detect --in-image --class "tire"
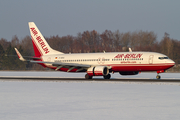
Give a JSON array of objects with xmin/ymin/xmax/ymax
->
[
  {"xmin": 103, "ymin": 74, "xmax": 111, "ymax": 79},
  {"xmin": 156, "ymin": 75, "xmax": 161, "ymax": 79},
  {"xmin": 85, "ymin": 74, "xmax": 92, "ymax": 79}
]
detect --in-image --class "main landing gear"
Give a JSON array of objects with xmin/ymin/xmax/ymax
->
[
  {"xmin": 85, "ymin": 74, "xmax": 111, "ymax": 79},
  {"xmin": 103, "ymin": 74, "xmax": 111, "ymax": 79},
  {"xmin": 85, "ymin": 74, "xmax": 92, "ymax": 79}
]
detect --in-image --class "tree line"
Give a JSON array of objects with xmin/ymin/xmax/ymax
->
[{"xmin": 0, "ymin": 30, "xmax": 179, "ymax": 71}]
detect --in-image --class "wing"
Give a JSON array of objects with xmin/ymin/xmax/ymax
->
[
  {"xmin": 15, "ymin": 48, "xmax": 91, "ymax": 72},
  {"xmin": 31, "ymin": 60, "xmax": 90, "ymax": 72}
]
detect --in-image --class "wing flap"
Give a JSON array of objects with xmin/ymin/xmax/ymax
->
[{"xmin": 30, "ymin": 60, "xmax": 91, "ymax": 71}]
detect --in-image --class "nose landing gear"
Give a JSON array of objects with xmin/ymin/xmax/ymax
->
[
  {"xmin": 156, "ymin": 74, "xmax": 161, "ymax": 79},
  {"xmin": 156, "ymin": 70, "xmax": 164, "ymax": 79}
]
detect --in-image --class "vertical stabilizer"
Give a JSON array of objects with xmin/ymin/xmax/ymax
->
[{"xmin": 28, "ymin": 22, "xmax": 63, "ymax": 57}]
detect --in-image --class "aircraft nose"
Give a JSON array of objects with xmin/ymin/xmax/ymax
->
[{"xmin": 168, "ymin": 59, "xmax": 175, "ymax": 66}]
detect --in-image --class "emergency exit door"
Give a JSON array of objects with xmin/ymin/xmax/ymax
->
[{"xmin": 149, "ymin": 55, "xmax": 154, "ymax": 64}]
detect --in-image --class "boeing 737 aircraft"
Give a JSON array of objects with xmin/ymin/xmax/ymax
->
[{"xmin": 15, "ymin": 22, "xmax": 175, "ymax": 79}]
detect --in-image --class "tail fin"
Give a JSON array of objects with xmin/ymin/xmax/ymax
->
[{"xmin": 28, "ymin": 22, "xmax": 63, "ymax": 57}]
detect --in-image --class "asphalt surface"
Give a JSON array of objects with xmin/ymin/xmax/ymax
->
[{"xmin": 0, "ymin": 76, "xmax": 180, "ymax": 82}]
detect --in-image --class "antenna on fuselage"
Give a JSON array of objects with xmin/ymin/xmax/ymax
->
[{"xmin": 129, "ymin": 48, "xmax": 132, "ymax": 52}]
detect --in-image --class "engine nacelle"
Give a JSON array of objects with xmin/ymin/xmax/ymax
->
[
  {"xmin": 119, "ymin": 71, "xmax": 139, "ymax": 75},
  {"xmin": 87, "ymin": 66, "xmax": 109, "ymax": 76}
]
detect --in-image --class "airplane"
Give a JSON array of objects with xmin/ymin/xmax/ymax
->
[{"xmin": 15, "ymin": 22, "xmax": 175, "ymax": 79}]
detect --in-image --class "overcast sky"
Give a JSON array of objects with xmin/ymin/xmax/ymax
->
[{"xmin": 0, "ymin": 0, "xmax": 180, "ymax": 41}]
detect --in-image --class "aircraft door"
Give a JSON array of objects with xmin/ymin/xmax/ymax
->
[{"xmin": 149, "ymin": 55, "xmax": 154, "ymax": 64}]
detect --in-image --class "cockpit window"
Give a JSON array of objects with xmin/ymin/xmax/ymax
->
[{"xmin": 158, "ymin": 57, "xmax": 169, "ymax": 60}]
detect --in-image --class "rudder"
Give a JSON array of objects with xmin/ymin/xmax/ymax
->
[{"xmin": 28, "ymin": 22, "xmax": 63, "ymax": 57}]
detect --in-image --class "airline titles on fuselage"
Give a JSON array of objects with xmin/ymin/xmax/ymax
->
[{"xmin": 114, "ymin": 53, "xmax": 143, "ymax": 59}]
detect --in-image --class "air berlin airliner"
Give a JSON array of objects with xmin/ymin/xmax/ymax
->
[{"xmin": 15, "ymin": 22, "xmax": 175, "ymax": 79}]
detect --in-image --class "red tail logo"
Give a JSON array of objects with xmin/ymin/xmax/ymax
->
[
  {"xmin": 30, "ymin": 28, "xmax": 49, "ymax": 54},
  {"xmin": 30, "ymin": 28, "xmax": 38, "ymax": 36}
]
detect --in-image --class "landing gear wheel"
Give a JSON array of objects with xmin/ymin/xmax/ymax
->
[
  {"xmin": 156, "ymin": 75, "xmax": 161, "ymax": 79},
  {"xmin": 85, "ymin": 74, "xmax": 92, "ymax": 79},
  {"xmin": 103, "ymin": 74, "xmax": 111, "ymax": 79}
]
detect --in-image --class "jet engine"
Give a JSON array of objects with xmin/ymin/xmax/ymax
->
[
  {"xmin": 87, "ymin": 66, "xmax": 109, "ymax": 76},
  {"xmin": 119, "ymin": 71, "xmax": 139, "ymax": 75}
]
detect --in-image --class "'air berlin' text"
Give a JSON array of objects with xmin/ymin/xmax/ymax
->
[
  {"xmin": 114, "ymin": 54, "xmax": 143, "ymax": 59},
  {"xmin": 30, "ymin": 28, "xmax": 49, "ymax": 54}
]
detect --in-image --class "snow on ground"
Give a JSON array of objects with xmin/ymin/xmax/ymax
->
[{"xmin": 0, "ymin": 71, "xmax": 180, "ymax": 120}]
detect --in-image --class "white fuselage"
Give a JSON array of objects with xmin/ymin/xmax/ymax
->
[{"xmin": 41, "ymin": 52, "xmax": 175, "ymax": 72}]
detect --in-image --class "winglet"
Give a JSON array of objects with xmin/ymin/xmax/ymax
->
[{"xmin": 14, "ymin": 48, "xmax": 26, "ymax": 61}]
